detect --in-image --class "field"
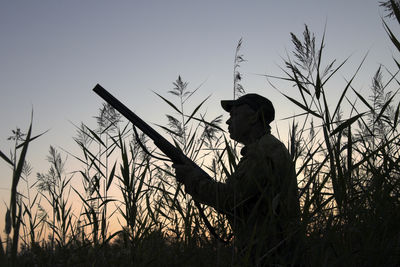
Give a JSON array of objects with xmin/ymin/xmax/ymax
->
[{"xmin": 1, "ymin": 1, "xmax": 400, "ymax": 266}]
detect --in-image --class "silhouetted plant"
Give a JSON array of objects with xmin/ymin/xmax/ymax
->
[
  {"xmin": 36, "ymin": 146, "xmax": 73, "ymax": 248},
  {"xmin": 0, "ymin": 114, "xmax": 45, "ymax": 266},
  {"xmin": 380, "ymin": 0, "xmax": 400, "ymax": 18},
  {"xmin": 233, "ymin": 38, "xmax": 246, "ymax": 99},
  {"xmin": 267, "ymin": 22, "xmax": 400, "ymax": 266},
  {"xmin": 153, "ymin": 75, "xmax": 227, "ymax": 247}
]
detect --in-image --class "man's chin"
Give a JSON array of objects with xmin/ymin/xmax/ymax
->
[
  {"xmin": 229, "ymin": 133, "xmax": 239, "ymax": 142},
  {"xmin": 228, "ymin": 131, "xmax": 241, "ymax": 141}
]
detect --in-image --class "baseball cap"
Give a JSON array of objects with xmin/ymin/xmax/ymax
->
[{"xmin": 221, "ymin": 93, "xmax": 275, "ymax": 124}]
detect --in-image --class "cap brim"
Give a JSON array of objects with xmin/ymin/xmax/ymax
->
[{"xmin": 221, "ymin": 100, "xmax": 235, "ymax": 112}]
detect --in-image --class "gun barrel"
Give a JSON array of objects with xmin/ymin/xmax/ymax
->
[{"xmin": 92, "ymin": 84, "xmax": 183, "ymax": 163}]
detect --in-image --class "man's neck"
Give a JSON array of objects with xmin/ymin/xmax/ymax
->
[{"xmin": 241, "ymin": 125, "xmax": 270, "ymax": 146}]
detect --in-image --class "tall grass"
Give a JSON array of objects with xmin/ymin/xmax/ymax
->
[
  {"xmin": 266, "ymin": 18, "xmax": 400, "ymax": 265},
  {"xmin": 1, "ymin": 2, "xmax": 400, "ymax": 266},
  {"xmin": 0, "ymin": 113, "xmax": 47, "ymax": 266}
]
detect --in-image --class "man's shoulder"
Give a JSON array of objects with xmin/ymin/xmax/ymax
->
[
  {"xmin": 258, "ymin": 133, "xmax": 286, "ymax": 151},
  {"xmin": 248, "ymin": 133, "xmax": 290, "ymax": 161}
]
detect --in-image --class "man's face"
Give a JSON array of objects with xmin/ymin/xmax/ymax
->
[{"xmin": 226, "ymin": 104, "xmax": 257, "ymax": 143}]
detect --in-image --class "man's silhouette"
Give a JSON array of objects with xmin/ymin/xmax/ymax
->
[{"xmin": 173, "ymin": 93, "xmax": 302, "ymax": 266}]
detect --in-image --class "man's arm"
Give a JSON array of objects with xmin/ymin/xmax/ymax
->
[
  {"xmin": 173, "ymin": 148, "xmax": 275, "ymax": 214},
  {"xmin": 173, "ymin": 159, "xmax": 234, "ymax": 213}
]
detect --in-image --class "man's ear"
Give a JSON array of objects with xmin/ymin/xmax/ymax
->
[
  {"xmin": 256, "ymin": 109, "xmax": 270, "ymax": 131},
  {"xmin": 249, "ymin": 111, "xmax": 259, "ymax": 124}
]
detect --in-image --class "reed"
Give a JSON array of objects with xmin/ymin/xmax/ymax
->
[{"xmin": 265, "ymin": 16, "xmax": 400, "ymax": 265}]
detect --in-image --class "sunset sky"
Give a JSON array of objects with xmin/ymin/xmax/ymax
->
[{"xmin": 0, "ymin": 0, "xmax": 397, "ymax": 233}]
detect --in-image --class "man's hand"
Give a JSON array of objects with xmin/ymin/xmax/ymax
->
[
  {"xmin": 172, "ymin": 162, "xmax": 191, "ymax": 184},
  {"xmin": 172, "ymin": 157, "xmax": 207, "ymax": 184}
]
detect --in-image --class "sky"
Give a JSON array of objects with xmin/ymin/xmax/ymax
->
[{"xmin": 0, "ymin": 0, "xmax": 398, "ymax": 234}]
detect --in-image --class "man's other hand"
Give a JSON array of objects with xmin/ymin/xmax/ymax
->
[
  {"xmin": 172, "ymin": 159, "xmax": 193, "ymax": 184},
  {"xmin": 172, "ymin": 157, "xmax": 206, "ymax": 184}
]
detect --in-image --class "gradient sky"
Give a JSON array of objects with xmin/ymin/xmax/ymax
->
[{"xmin": 0, "ymin": 0, "xmax": 397, "ymax": 233}]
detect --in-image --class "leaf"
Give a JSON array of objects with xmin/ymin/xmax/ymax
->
[
  {"xmin": 98, "ymin": 199, "xmax": 116, "ymax": 209},
  {"xmin": 390, "ymin": 0, "xmax": 400, "ymax": 25},
  {"xmin": 106, "ymin": 162, "xmax": 117, "ymax": 191},
  {"xmin": 134, "ymin": 163, "xmax": 148, "ymax": 203},
  {"xmin": 393, "ymin": 100, "xmax": 400, "ymax": 129},
  {"xmin": 0, "ymin": 150, "xmax": 14, "ymax": 166},
  {"xmin": 315, "ymin": 72, "xmax": 321, "ymax": 100},
  {"xmin": 298, "ymin": 144, "xmax": 327, "ymax": 198},
  {"xmin": 393, "ymin": 57, "xmax": 400, "ymax": 70},
  {"xmin": 183, "ymin": 79, "xmax": 207, "ymax": 104},
  {"xmin": 5, "ymin": 209, "xmax": 11, "ymax": 235},
  {"xmin": 332, "ymin": 54, "xmax": 367, "ymax": 120},
  {"xmin": 282, "ymin": 93, "xmax": 322, "ymax": 118},
  {"xmin": 186, "ymin": 115, "xmax": 225, "ymax": 132},
  {"xmin": 84, "ymin": 125, "xmax": 106, "ymax": 147},
  {"xmin": 120, "ymin": 141, "xmax": 130, "ymax": 186},
  {"xmin": 321, "ymin": 56, "xmax": 350, "ymax": 87},
  {"xmin": 330, "ymin": 113, "xmax": 365, "ymax": 136},
  {"xmin": 375, "ymin": 88, "xmax": 399, "ymax": 123},
  {"xmin": 16, "ymin": 130, "xmax": 48, "ymax": 149},
  {"xmin": 352, "ymin": 133, "xmax": 400, "ymax": 170},
  {"xmin": 322, "ymin": 90, "xmax": 331, "ymax": 130},
  {"xmin": 224, "ymin": 135, "xmax": 237, "ymax": 172},
  {"xmin": 346, "ymin": 124, "xmax": 353, "ymax": 180},
  {"xmin": 280, "ymin": 112, "xmax": 312, "ymax": 121},
  {"xmin": 185, "ymin": 95, "xmax": 211, "ymax": 126},
  {"xmin": 102, "ymin": 230, "xmax": 123, "ymax": 246},
  {"xmin": 383, "ymin": 19, "xmax": 400, "ymax": 53},
  {"xmin": 72, "ymin": 187, "xmax": 91, "ymax": 208},
  {"xmin": 80, "ymin": 143, "xmax": 106, "ymax": 175},
  {"xmin": 290, "ymin": 65, "xmax": 312, "ymax": 98},
  {"xmin": 155, "ymin": 124, "xmax": 181, "ymax": 137},
  {"xmin": 315, "ymin": 27, "xmax": 325, "ymax": 99},
  {"xmin": 153, "ymin": 91, "xmax": 182, "ymax": 114},
  {"xmin": 11, "ymin": 114, "xmax": 33, "ymax": 227},
  {"xmin": 352, "ymin": 88, "xmax": 374, "ymax": 111}
]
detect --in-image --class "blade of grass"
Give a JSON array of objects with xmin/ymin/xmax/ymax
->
[
  {"xmin": 0, "ymin": 150, "xmax": 14, "ymax": 166},
  {"xmin": 84, "ymin": 124, "xmax": 106, "ymax": 147},
  {"xmin": 15, "ymin": 130, "xmax": 48, "ymax": 149},
  {"xmin": 332, "ymin": 53, "xmax": 368, "ymax": 120},
  {"xmin": 352, "ymin": 88, "xmax": 374, "ymax": 112},
  {"xmin": 106, "ymin": 161, "xmax": 116, "ymax": 191},
  {"xmin": 185, "ymin": 95, "xmax": 211, "ymax": 126},
  {"xmin": 383, "ymin": 19, "xmax": 400, "ymax": 52},
  {"xmin": 390, "ymin": 0, "xmax": 400, "ymax": 24},
  {"xmin": 10, "ymin": 115, "xmax": 33, "ymax": 227},
  {"xmin": 155, "ymin": 124, "xmax": 181, "ymax": 137},
  {"xmin": 330, "ymin": 113, "xmax": 365, "ymax": 136},
  {"xmin": 314, "ymin": 26, "xmax": 325, "ymax": 100},
  {"xmin": 153, "ymin": 91, "xmax": 182, "ymax": 114},
  {"xmin": 393, "ymin": 100, "xmax": 400, "ymax": 129},
  {"xmin": 282, "ymin": 93, "xmax": 322, "ymax": 118},
  {"xmin": 375, "ymin": 88, "xmax": 399, "ymax": 123}
]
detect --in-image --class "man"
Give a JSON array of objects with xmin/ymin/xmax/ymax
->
[{"xmin": 173, "ymin": 93, "xmax": 302, "ymax": 266}]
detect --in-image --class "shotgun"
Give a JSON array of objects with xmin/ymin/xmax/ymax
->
[
  {"xmin": 93, "ymin": 83, "xmax": 189, "ymax": 164},
  {"xmin": 92, "ymin": 83, "xmax": 229, "ymax": 244}
]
